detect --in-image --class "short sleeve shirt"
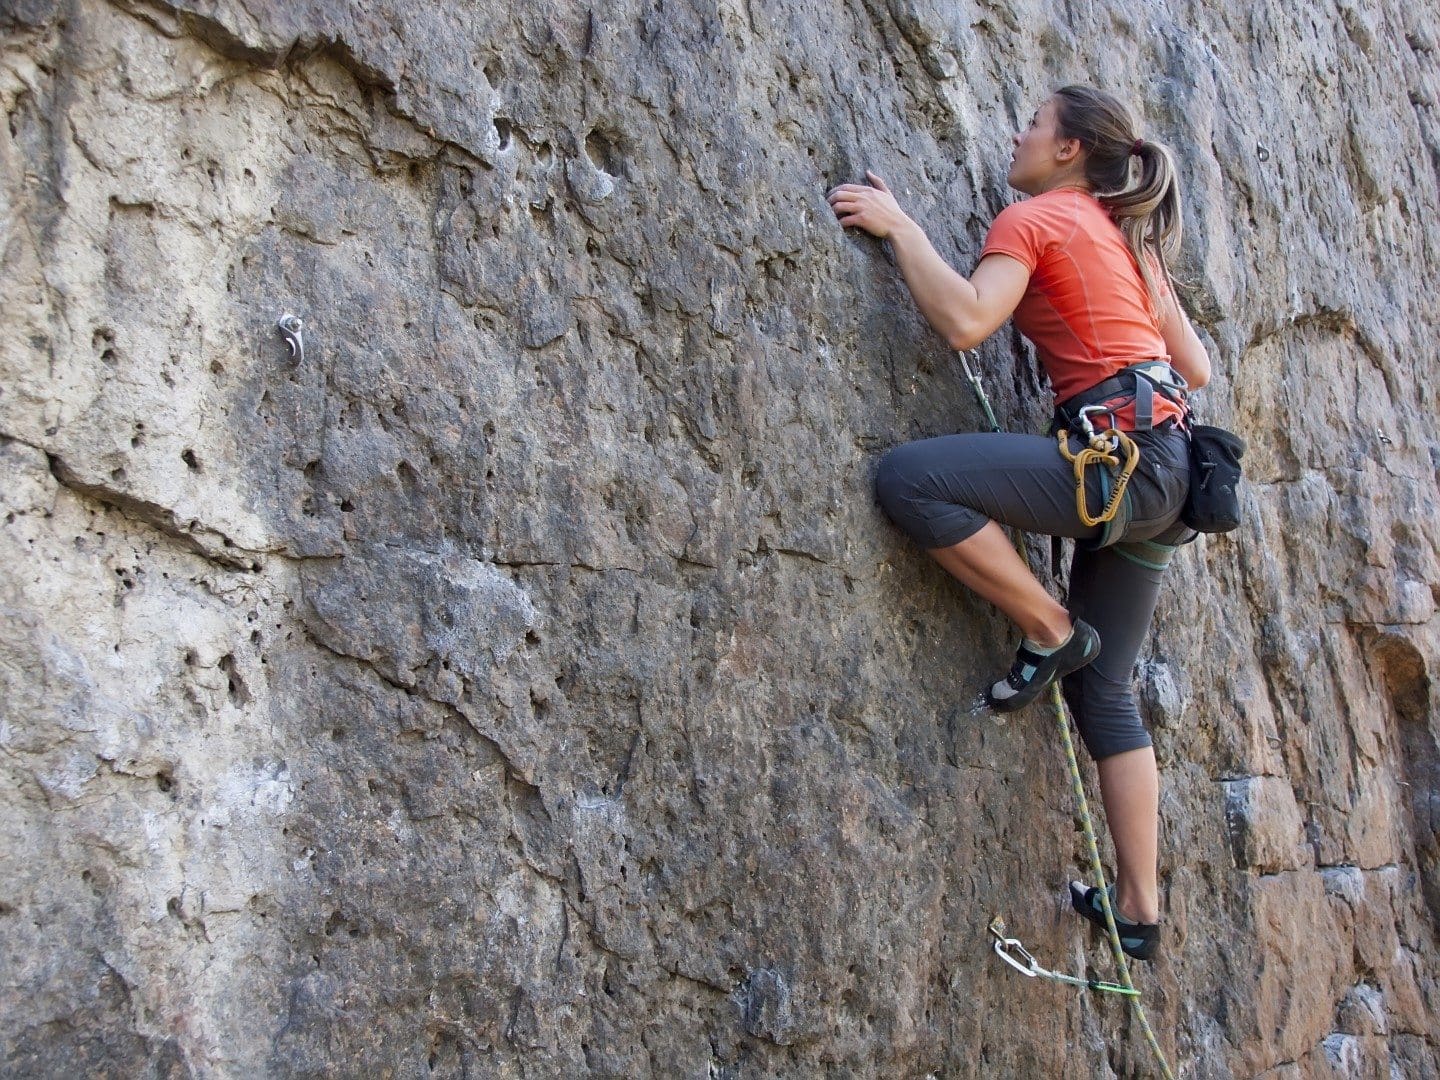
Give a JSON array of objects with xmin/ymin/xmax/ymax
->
[{"xmin": 980, "ymin": 188, "xmax": 1182, "ymax": 427}]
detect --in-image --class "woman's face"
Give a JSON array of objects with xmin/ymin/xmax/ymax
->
[{"xmin": 1007, "ymin": 98, "xmax": 1079, "ymax": 195}]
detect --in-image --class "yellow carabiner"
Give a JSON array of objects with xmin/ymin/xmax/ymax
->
[{"xmin": 1056, "ymin": 426, "xmax": 1140, "ymax": 528}]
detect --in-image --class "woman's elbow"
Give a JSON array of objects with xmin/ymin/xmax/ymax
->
[
  {"xmin": 1184, "ymin": 351, "xmax": 1212, "ymax": 390},
  {"xmin": 1172, "ymin": 338, "xmax": 1211, "ymax": 389},
  {"xmin": 945, "ymin": 322, "xmax": 986, "ymax": 352}
]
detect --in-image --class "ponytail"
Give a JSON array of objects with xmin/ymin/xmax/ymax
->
[{"xmin": 1051, "ymin": 86, "xmax": 1183, "ymax": 316}]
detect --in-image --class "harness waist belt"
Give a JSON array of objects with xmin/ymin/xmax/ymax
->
[{"xmin": 1055, "ymin": 361, "xmax": 1190, "ymax": 433}]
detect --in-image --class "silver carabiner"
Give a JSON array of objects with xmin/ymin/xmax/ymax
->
[
  {"xmin": 992, "ymin": 935, "xmax": 1040, "ymax": 978},
  {"xmin": 1077, "ymin": 404, "xmax": 1114, "ymax": 442},
  {"xmin": 987, "ymin": 916, "xmax": 1039, "ymax": 978}
]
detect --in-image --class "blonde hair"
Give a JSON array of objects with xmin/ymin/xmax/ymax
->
[{"xmin": 1052, "ymin": 85, "xmax": 1182, "ymax": 315}]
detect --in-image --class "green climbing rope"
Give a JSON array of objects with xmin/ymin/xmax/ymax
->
[{"xmin": 1050, "ymin": 680, "xmax": 1175, "ymax": 1080}]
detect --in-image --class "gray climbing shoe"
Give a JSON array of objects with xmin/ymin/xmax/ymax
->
[
  {"xmin": 1069, "ymin": 882, "xmax": 1161, "ymax": 962},
  {"xmin": 986, "ymin": 620, "xmax": 1101, "ymax": 713}
]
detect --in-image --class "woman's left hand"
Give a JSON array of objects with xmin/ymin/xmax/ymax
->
[{"xmin": 826, "ymin": 171, "xmax": 911, "ymax": 239}]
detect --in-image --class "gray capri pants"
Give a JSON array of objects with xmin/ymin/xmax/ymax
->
[{"xmin": 874, "ymin": 424, "xmax": 1192, "ymax": 760}]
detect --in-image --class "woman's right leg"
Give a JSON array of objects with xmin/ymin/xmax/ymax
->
[{"xmin": 1063, "ymin": 542, "xmax": 1172, "ymax": 925}]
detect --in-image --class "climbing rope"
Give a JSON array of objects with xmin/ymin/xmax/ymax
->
[
  {"xmin": 1050, "ymin": 679, "xmax": 1175, "ymax": 1079},
  {"xmin": 959, "ymin": 351, "xmax": 1176, "ymax": 1080}
]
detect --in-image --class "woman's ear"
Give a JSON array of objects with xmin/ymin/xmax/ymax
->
[{"xmin": 1055, "ymin": 137, "xmax": 1083, "ymax": 164}]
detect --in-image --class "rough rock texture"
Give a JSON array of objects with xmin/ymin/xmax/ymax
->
[{"xmin": 2, "ymin": 0, "xmax": 1439, "ymax": 1076}]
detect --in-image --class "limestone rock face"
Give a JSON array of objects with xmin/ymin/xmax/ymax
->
[{"xmin": 3, "ymin": 0, "xmax": 1439, "ymax": 1075}]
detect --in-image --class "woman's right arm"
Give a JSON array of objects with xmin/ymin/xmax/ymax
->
[
  {"xmin": 885, "ymin": 223, "xmax": 1030, "ymax": 351},
  {"xmin": 828, "ymin": 172, "xmax": 1029, "ymax": 351},
  {"xmin": 1160, "ymin": 291, "xmax": 1211, "ymax": 389}
]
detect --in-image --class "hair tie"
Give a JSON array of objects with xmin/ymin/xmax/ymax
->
[{"xmin": 1131, "ymin": 139, "xmax": 1144, "ymax": 156}]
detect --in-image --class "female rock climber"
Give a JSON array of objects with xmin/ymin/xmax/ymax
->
[{"xmin": 826, "ymin": 86, "xmax": 1212, "ymax": 961}]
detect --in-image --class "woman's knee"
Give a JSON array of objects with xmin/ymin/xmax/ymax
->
[
  {"xmin": 1062, "ymin": 667, "xmax": 1152, "ymax": 760},
  {"xmin": 874, "ymin": 444, "xmax": 923, "ymax": 520}
]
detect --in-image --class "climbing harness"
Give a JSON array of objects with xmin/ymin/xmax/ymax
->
[
  {"xmin": 1056, "ymin": 407, "xmax": 1141, "ymax": 528},
  {"xmin": 1052, "ymin": 358, "xmax": 1190, "ymax": 436},
  {"xmin": 1049, "ymin": 359, "xmax": 1188, "ymax": 551},
  {"xmin": 960, "ymin": 350, "xmax": 1177, "ymax": 1080}
]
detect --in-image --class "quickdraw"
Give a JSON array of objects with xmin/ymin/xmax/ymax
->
[
  {"xmin": 987, "ymin": 916, "xmax": 1140, "ymax": 996},
  {"xmin": 1057, "ymin": 405, "xmax": 1140, "ymax": 528}
]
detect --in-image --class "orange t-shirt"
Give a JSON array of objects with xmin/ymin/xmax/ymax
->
[{"xmin": 979, "ymin": 188, "xmax": 1183, "ymax": 429}]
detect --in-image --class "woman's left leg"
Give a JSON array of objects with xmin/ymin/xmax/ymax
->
[
  {"xmin": 1096, "ymin": 747, "xmax": 1160, "ymax": 924},
  {"xmin": 875, "ymin": 431, "xmax": 1103, "ymax": 646},
  {"xmin": 926, "ymin": 521, "xmax": 1071, "ymax": 646}
]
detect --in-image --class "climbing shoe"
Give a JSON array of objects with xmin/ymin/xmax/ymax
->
[
  {"xmin": 986, "ymin": 620, "xmax": 1101, "ymax": 713},
  {"xmin": 1069, "ymin": 881, "xmax": 1161, "ymax": 962}
]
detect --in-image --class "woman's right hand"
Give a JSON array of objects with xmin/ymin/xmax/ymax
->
[{"xmin": 826, "ymin": 171, "xmax": 913, "ymax": 240}]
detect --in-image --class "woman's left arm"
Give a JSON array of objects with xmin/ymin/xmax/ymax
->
[
  {"xmin": 1159, "ymin": 290, "xmax": 1211, "ymax": 389},
  {"xmin": 828, "ymin": 171, "xmax": 1029, "ymax": 351}
]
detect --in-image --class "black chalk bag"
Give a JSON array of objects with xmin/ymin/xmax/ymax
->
[{"xmin": 1181, "ymin": 424, "xmax": 1246, "ymax": 533}]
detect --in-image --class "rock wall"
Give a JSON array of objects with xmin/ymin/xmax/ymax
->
[{"xmin": 2, "ymin": 0, "xmax": 1438, "ymax": 1075}]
